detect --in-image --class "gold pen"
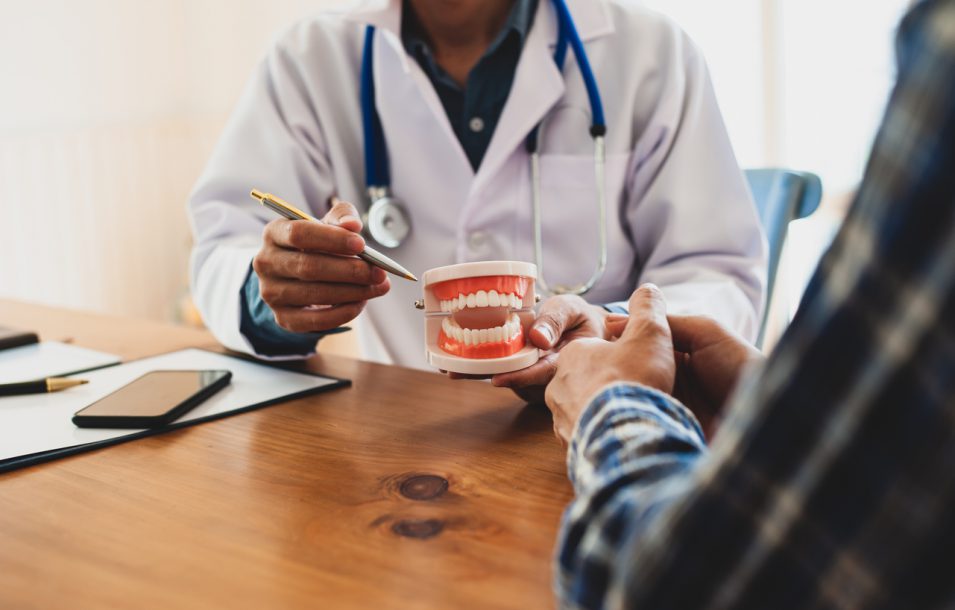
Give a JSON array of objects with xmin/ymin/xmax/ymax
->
[
  {"xmin": 0, "ymin": 378, "xmax": 88, "ymax": 397},
  {"xmin": 250, "ymin": 189, "xmax": 417, "ymax": 282}
]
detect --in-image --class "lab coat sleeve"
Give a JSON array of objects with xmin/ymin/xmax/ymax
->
[
  {"xmin": 607, "ymin": 29, "xmax": 767, "ymax": 342},
  {"xmin": 187, "ymin": 35, "xmax": 339, "ymax": 360}
]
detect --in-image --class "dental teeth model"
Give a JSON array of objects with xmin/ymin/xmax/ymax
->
[{"xmin": 419, "ymin": 261, "xmax": 540, "ymax": 375}]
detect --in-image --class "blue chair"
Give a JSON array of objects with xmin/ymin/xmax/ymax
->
[{"xmin": 745, "ymin": 168, "xmax": 823, "ymax": 347}]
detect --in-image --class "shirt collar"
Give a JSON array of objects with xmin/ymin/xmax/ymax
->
[{"xmin": 400, "ymin": 0, "xmax": 538, "ymax": 64}]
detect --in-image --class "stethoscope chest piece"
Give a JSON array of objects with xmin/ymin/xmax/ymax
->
[{"xmin": 366, "ymin": 190, "xmax": 411, "ymax": 249}]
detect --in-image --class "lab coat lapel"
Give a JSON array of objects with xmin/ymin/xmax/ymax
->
[
  {"xmin": 345, "ymin": 0, "xmax": 473, "ymax": 177},
  {"xmin": 469, "ymin": 0, "xmax": 564, "ymax": 199}
]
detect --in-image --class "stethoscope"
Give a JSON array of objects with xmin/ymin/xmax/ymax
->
[{"xmin": 361, "ymin": 0, "xmax": 608, "ymax": 296}]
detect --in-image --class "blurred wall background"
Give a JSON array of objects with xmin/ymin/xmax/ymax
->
[{"xmin": 0, "ymin": 0, "xmax": 910, "ymax": 348}]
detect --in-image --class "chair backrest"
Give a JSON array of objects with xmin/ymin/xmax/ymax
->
[{"xmin": 745, "ymin": 168, "xmax": 823, "ymax": 346}]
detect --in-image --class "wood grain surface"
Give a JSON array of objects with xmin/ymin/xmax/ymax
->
[{"xmin": 0, "ymin": 300, "xmax": 573, "ymax": 610}]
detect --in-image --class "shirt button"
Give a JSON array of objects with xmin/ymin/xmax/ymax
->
[
  {"xmin": 468, "ymin": 117, "xmax": 485, "ymax": 133},
  {"xmin": 468, "ymin": 231, "xmax": 488, "ymax": 250}
]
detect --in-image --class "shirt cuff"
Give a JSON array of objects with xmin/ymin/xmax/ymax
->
[
  {"xmin": 601, "ymin": 302, "xmax": 629, "ymax": 315},
  {"xmin": 239, "ymin": 265, "xmax": 347, "ymax": 357},
  {"xmin": 567, "ymin": 382, "xmax": 707, "ymax": 491}
]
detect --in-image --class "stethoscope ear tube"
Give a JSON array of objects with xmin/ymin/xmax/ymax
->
[
  {"xmin": 530, "ymin": 0, "xmax": 609, "ymax": 296},
  {"xmin": 361, "ymin": 25, "xmax": 390, "ymax": 189},
  {"xmin": 362, "ymin": 26, "xmax": 412, "ymax": 250}
]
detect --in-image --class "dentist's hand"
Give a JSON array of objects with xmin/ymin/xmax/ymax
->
[
  {"xmin": 487, "ymin": 294, "xmax": 629, "ymax": 404},
  {"xmin": 252, "ymin": 199, "xmax": 391, "ymax": 332}
]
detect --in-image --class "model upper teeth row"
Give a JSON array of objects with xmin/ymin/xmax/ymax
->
[
  {"xmin": 439, "ymin": 291, "xmax": 523, "ymax": 313},
  {"xmin": 442, "ymin": 314, "xmax": 522, "ymax": 345}
]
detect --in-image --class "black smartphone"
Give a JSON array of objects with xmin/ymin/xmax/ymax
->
[{"xmin": 72, "ymin": 370, "xmax": 232, "ymax": 429}]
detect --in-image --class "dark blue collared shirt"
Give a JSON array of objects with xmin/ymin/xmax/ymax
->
[{"xmin": 401, "ymin": 0, "xmax": 538, "ymax": 170}]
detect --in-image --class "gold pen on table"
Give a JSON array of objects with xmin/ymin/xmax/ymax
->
[
  {"xmin": 0, "ymin": 378, "xmax": 88, "ymax": 397},
  {"xmin": 250, "ymin": 189, "xmax": 418, "ymax": 282}
]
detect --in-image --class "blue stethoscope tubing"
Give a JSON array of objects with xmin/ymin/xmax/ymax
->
[{"xmin": 361, "ymin": 0, "xmax": 609, "ymax": 295}]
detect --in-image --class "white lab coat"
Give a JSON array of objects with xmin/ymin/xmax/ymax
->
[{"xmin": 188, "ymin": 0, "xmax": 767, "ymax": 368}]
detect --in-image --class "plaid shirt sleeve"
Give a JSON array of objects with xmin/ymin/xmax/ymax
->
[{"xmin": 556, "ymin": 1, "xmax": 955, "ymax": 608}]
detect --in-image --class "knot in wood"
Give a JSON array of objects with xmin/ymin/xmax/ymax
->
[
  {"xmin": 391, "ymin": 519, "xmax": 445, "ymax": 539},
  {"xmin": 398, "ymin": 474, "xmax": 449, "ymax": 501}
]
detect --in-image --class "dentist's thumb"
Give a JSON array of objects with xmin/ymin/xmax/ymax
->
[
  {"xmin": 529, "ymin": 297, "xmax": 576, "ymax": 350},
  {"xmin": 323, "ymin": 197, "xmax": 364, "ymax": 233}
]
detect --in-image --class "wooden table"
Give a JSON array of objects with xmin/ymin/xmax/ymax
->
[{"xmin": 0, "ymin": 300, "xmax": 572, "ymax": 609}]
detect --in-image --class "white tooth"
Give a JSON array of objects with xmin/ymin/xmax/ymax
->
[
  {"xmin": 494, "ymin": 326, "xmax": 503, "ymax": 343},
  {"xmin": 466, "ymin": 293, "xmax": 477, "ymax": 308},
  {"xmin": 488, "ymin": 290, "xmax": 500, "ymax": 307},
  {"xmin": 463, "ymin": 328, "xmax": 472, "ymax": 345},
  {"xmin": 454, "ymin": 326, "xmax": 463, "ymax": 342},
  {"xmin": 479, "ymin": 328, "xmax": 489, "ymax": 344},
  {"xmin": 511, "ymin": 313, "xmax": 521, "ymax": 326},
  {"xmin": 476, "ymin": 290, "xmax": 488, "ymax": 307},
  {"xmin": 458, "ymin": 294, "xmax": 466, "ymax": 311},
  {"xmin": 514, "ymin": 294, "xmax": 522, "ymax": 308},
  {"xmin": 508, "ymin": 321, "xmax": 517, "ymax": 338},
  {"xmin": 444, "ymin": 300, "xmax": 451, "ymax": 313},
  {"xmin": 442, "ymin": 318, "xmax": 450, "ymax": 334}
]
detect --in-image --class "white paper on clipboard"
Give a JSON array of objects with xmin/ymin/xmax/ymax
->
[{"xmin": 0, "ymin": 342, "xmax": 121, "ymax": 384}]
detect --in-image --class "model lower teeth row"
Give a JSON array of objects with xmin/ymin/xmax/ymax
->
[
  {"xmin": 440, "ymin": 291, "xmax": 522, "ymax": 313},
  {"xmin": 442, "ymin": 314, "xmax": 522, "ymax": 345}
]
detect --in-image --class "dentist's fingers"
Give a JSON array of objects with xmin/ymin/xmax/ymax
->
[
  {"xmin": 323, "ymin": 197, "xmax": 364, "ymax": 234},
  {"xmin": 258, "ymin": 276, "xmax": 390, "ymax": 307},
  {"xmin": 491, "ymin": 353, "xmax": 559, "ymax": 389},
  {"xmin": 529, "ymin": 295, "xmax": 590, "ymax": 350},
  {"xmin": 271, "ymin": 301, "xmax": 368, "ymax": 333},
  {"xmin": 605, "ymin": 313, "xmax": 629, "ymax": 339},
  {"xmin": 254, "ymin": 250, "xmax": 387, "ymax": 285},
  {"xmin": 265, "ymin": 218, "xmax": 365, "ymax": 255}
]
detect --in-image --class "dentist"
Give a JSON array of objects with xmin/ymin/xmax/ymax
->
[{"xmin": 188, "ymin": 0, "xmax": 767, "ymax": 396}]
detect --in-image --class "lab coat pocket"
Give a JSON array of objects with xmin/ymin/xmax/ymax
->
[{"xmin": 536, "ymin": 153, "xmax": 633, "ymax": 299}]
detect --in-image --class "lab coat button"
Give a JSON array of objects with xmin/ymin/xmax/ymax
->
[
  {"xmin": 468, "ymin": 231, "xmax": 488, "ymax": 250},
  {"xmin": 468, "ymin": 117, "xmax": 485, "ymax": 133}
]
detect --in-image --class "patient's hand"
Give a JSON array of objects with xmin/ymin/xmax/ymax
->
[
  {"xmin": 253, "ymin": 199, "xmax": 391, "ymax": 332},
  {"xmin": 544, "ymin": 285, "xmax": 676, "ymax": 445},
  {"xmin": 485, "ymin": 295, "xmax": 629, "ymax": 404},
  {"xmin": 668, "ymin": 315, "xmax": 764, "ymax": 438}
]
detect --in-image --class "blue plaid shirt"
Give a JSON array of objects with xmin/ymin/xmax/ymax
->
[{"xmin": 557, "ymin": 1, "xmax": 955, "ymax": 608}]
